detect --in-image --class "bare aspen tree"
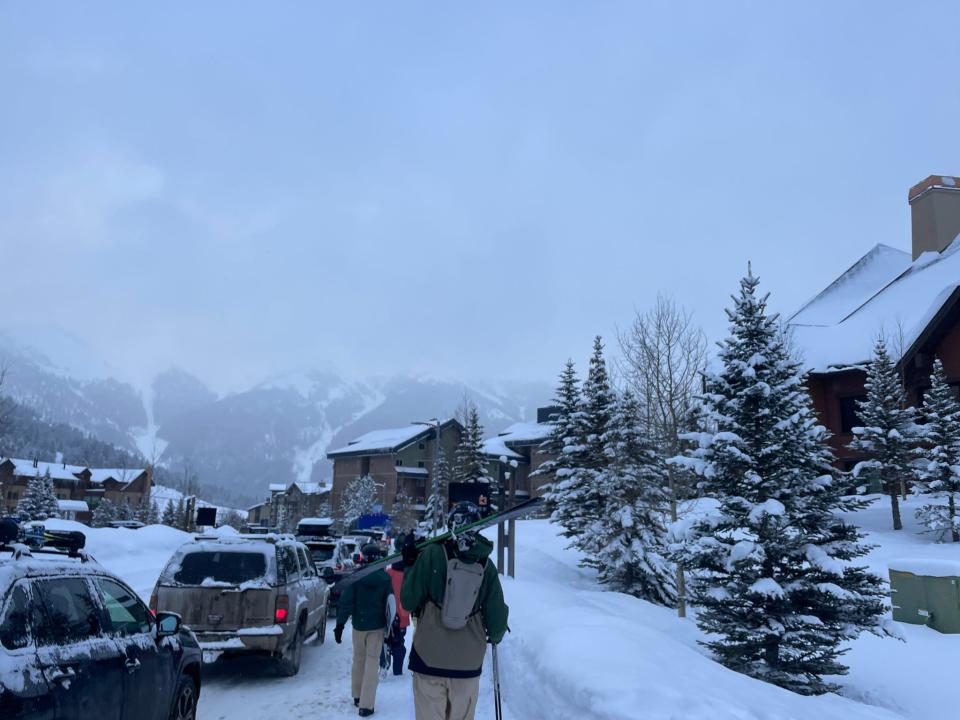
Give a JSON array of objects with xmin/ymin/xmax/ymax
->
[{"xmin": 617, "ymin": 294, "xmax": 707, "ymax": 618}]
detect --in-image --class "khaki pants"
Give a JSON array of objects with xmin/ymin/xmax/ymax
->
[
  {"xmin": 351, "ymin": 628, "xmax": 384, "ymax": 710},
  {"xmin": 412, "ymin": 672, "xmax": 480, "ymax": 720}
]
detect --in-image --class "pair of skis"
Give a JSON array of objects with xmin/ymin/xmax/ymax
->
[{"xmin": 332, "ymin": 496, "xmax": 543, "ymax": 592}]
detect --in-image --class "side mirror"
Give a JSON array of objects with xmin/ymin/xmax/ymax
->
[{"xmin": 156, "ymin": 611, "xmax": 182, "ymax": 638}]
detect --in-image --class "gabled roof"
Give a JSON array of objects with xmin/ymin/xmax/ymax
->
[
  {"xmin": 789, "ymin": 239, "xmax": 960, "ymax": 372},
  {"xmin": 327, "ymin": 419, "xmax": 462, "ymax": 458},
  {"xmin": 87, "ymin": 468, "xmax": 147, "ymax": 486},
  {"xmin": 481, "ymin": 435, "xmax": 524, "ymax": 461},
  {"xmin": 1, "ymin": 458, "xmax": 88, "ymax": 482},
  {"xmin": 289, "ymin": 481, "xmax": 328, "ymax": 495}
]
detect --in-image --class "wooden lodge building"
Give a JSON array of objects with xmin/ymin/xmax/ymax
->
[
  {"xmin": 788, "ymin": 174, "xmax": 960, "ymax": 472},
  {"xmin": 326, "ymin": 419, "xmax": 465, "ymax": 518},
  {"xmin": 0, "ymin": 457, "xmax": 152, "ymax": 523}
]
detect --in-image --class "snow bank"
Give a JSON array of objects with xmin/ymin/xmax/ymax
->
[{"xmin": 485, "ymin": 521, "xmax": 901, "ymax": 720}]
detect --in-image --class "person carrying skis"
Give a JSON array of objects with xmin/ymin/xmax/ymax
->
[
  {"xmin": 401, "ymin": 502, "xmax": 509, "ymax": 720},
  {"xmin": 335, "ymin": 542, "xmax": 395, "ymax": 717},
  {"xmin": 384, "ymin": 532, "xmax": 414, "ymax": 675}
]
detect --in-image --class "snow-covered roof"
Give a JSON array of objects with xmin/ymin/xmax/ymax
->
[
  {"xmin": 290, "ymin": 481, "xmax": 327, "ymax": 495},
  {"xmin": 57, "ymin": 499, "xmax": 89, "ymax": 512},
  {"xmin": 327, "ymin": 425, "xmax": 428, "ymax": 456},
  {"xmin": 269, "ymin": 483, "xmax": 288, "ymax": 492},
  {"xmin": 481, "ymin": 436, "xmax": 524, "ymax": 460},
  {"xmin": 497, "ymin": 421, "xmax": 554, "ymax": 445},
  {"xmin": 87, "ymin": 467, "xmax": 146, "ymax": 486},
  {"xmin": 788, "ymin": 239, "xmax": 960, "ymax": 372},
  {"xmin": 2, "ymin": 457, "xmax": 88, "ymax": 482},
  {"xmin": 298, "ymin": 517, "xmax": 334, "ymax": 526}
]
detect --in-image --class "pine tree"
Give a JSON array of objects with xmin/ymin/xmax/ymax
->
[
  {"xmin": 848, "ymin": 337, "xmax": 919, "ymax": 531},
  {"xmin": 391, "ymin": 489, "xmax": 418, "ymax": 533},
  {"xmin": 538, "ymin": 360, "xmax": 587, "ymax": 516},
  {"xmin": 425, "ymin": 444, "xmax": 451, "ymax": 533},
  {"xmin": 134, "ymin": 495, "xmax": 153, "ymax": 524},
  {"xmin": 593, "ymin": 389, "xmax": 676, "ymax": 605},
  {"xmin": 914, "ymin": 358, "xmax": 960, "ymax": 542},
  {"xmin": 550, "ymin": 337, "xmax": 614, "ymax": 558},
  {"xmin": 673, "ymin": 269, "xmax": 885, "ymax": 695},
  {"xmin": 454, "ymin": 406, "xmax": 489, "ymax": 484},
  {"xmin": 16, "ymin": 469, "xmax": 61, "ymax": 522},
  {"xmin": 161, "ymin": 499, "xmax": 178, "ymax": 526},
  {"xmin": 145, "ymin": 497, "xmax": 160, "ymax": 525},
  {"xmin": 339, "ymin": 475, "xmax": 377, "ymax": 531},
  {"xmin": 114, "ymin": 501, "xmax": 134, "ymax": 521},
  {"xmin": 175, "ymin": 497, "xmax": 187, "ymax": 530},
  {"xmin": 91, "ymin": 499, "xmax": 118, "ymax": 528}
]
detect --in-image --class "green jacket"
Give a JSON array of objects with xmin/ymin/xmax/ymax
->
[
  {"xmin": 337, "ymin": 568, "xmax": 393, "ymax": 632},
  {"xmin": 401, "ymin": 534, "xmax": 509, "ymax": 678}
]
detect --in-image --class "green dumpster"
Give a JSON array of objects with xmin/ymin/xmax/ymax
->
[{"xmin": 889, "ymin": 559, "xmax": 960, "ymax": 634}]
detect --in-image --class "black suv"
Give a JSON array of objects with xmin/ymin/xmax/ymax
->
[{"xmin": 0, "ymin": 524, "xmax": 203, "ymax": 720}]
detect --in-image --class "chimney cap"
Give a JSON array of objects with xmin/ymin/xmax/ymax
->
[{"xmin": 909, "ymin": 175, "xmax": 960, "ymax": 203}]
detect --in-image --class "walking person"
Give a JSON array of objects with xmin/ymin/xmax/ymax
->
[
  {"xmin": 384, "ymin": 533, "xmax": 414, "ymax": 675},
  {"xmin": 401, "ymin": 503, "xmax": 509, "ymax": 720},
  {"xmin": 335, "ymin": 543, "xmax": 395, "ymax": 717}
]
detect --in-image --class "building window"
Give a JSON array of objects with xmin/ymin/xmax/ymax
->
[
  {"xmin": 839, "ymin": 395, "xmax": 866, "ymax": 434},
  {"xmin": 418, "ymin": 442, "xmax": 425, "ymax": 450},
  {"xmin": 417, "ymin": 461, "xmax": 425, "ymax": 468},
  {"xmin": 396, "ymin": 459, "xmax": 402, "ymax": 466}
]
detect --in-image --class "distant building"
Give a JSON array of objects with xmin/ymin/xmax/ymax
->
[
  {"xmin": 788, "ymin": 174, "xmax": 960, "ymax": 473},
  {"xmin": 246, "ymin": 480, "xmax": 331, "ymax": 531},
  {"xmin": 481, "ymin": 411, "xmax": 557, "ymax": 500},
  {"xmin": 327, "ymin": 419, "xmax": 464, "ymax": 519},
  {"xmin": 0, "ymin": 457, "xmax": 152, "ymax": 523}
]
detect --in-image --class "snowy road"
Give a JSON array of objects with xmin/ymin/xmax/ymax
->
[{"xmin": 198, "ymin": 624, "xmax": 515, "ymax": 720}]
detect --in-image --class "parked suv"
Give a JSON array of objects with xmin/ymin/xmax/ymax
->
[
  {"xmin": 0, "ymin": 528, "xmax": 202, "ymax": 720},
  {"xmin": 152, "ymin": 534, "xmax": 329, "ymax": 676}
]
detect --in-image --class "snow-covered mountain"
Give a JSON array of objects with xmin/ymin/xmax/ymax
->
[{"xmin": 0, "ymin": 332, "xmax": 552, "ymax": 506}]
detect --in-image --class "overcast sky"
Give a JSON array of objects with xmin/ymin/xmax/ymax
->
[{"xmin": 2, "ymin": 2, "xmax": 959, "ymax": 393}]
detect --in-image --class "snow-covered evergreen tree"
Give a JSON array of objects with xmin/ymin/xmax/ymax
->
[
  {"xmin": 175, "ymin": 497, "xmax": 187, "ymax": 530},
  {"xmin": 339, "ymin": 475, "xmax": 377, "ymax": 531},
  {"xmin": 391, "ymin": 489, "xmax": 418, "ymax": 533},
  {"xmin": 135, "ymin": 495, "xmax": 156, "ymax": 524},
  {"xmin": 550, "ymin": 337, "xmax": 614, "ymax": 557},
  {"xmin": 594, "ymin": 389, "xmax": 676, "ymax": 605},
  {"xmin": 537, "ymin": 360, "xmax": 587, "ymax": 516},
  {"xmin": 914, "ymin": 358, "xmax": 960, "ymax": 542},
  {"xmin": 114, "ymin": 501, "xmax": 134, "ymax": 521},
  {"xmin": 454, "ymin": 406, "xmax": 489, "ymax": 484},
  {"xmin": 848, "ymin": 337, "xmax": 919, "ymax": 531},
  {"xmin": 161, "ymin": 499, "xmax": 178, "ymax": 526},
  {"xmin": 16, "ymin": 469, "xmax": 61, "ymax": 522},
  {"xmin": 673, "ymin": 269, "xmax": 885, "ymax": 695},
  {"xmin": 91, "ymin": 499, "xmax": 118, "ymax": 528}
]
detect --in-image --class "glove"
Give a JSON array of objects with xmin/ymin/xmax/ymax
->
[
  {"xmin": 334, "ymin": 625, "xmax": 344, "ymax": 644},
  {"xmin": 402, "ymin": 539, "xmax": 419, "ymax": 568}
]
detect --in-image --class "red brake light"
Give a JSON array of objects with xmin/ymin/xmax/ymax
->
[
  {"xmin": 275, "ymin": 594, "xmax": 289, "ymax": 623},
  {"xmin": 149, "ymin": 592, "xmax": 158, "ymax": 616}
]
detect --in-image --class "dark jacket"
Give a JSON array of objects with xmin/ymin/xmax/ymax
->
[
  {"xmin": 401, "ymin": 534, "xmax": 508, "ymax": 678},
  {"xmin": 337, "ymin": 568, "xmax": 393, "ymax": 632}
]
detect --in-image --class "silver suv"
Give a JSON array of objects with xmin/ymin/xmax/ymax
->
[{"xmin": 151, "ymin": 534, "xmax": 329, "ymax": 676}]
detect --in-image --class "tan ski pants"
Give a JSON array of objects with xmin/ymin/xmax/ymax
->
[
  {"xmin": 351, "ymin": 628, "xmax": 384, "ymax": 711},
  {"xmin": 412, "ymin": 672, "xmax": 480, "ymax": 720}
]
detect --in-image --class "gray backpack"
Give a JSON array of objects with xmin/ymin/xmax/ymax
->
[{"xmin": 440, "ymin": 546, "xmax": 485, "ymax": 630}]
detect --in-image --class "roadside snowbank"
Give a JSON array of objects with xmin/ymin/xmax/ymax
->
[{"xmin": 488, "ymin": 520, "xmax": 901, "ymax": 720}]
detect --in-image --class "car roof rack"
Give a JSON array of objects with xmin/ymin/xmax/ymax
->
[
  {"xmin": 192, "ymin": 532, "xmax": 298, "ymax": 544},
  {"xmin": 1, "ymin": 542, "xmax": 97, "ymax": 563}
]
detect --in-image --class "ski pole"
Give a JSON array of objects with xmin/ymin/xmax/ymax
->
[{"xmin": 491, "ymin": 644, "xmax": 503, "ymax": 720}]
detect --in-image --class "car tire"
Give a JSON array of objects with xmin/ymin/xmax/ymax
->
[
  {"xmin": 277, "ymin": 621, "xmax": 304, "ymax": 677},
  {"xmin": 169, "ymin": 675, "xmax": 198, "ymax": 720}
]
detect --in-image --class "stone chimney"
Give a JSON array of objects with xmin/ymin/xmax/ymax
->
[{"xmin": 909, "ymin": 175, "xmax": 960, "ymax": 259}]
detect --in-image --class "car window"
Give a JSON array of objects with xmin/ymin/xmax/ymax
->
[
  {"xmin": 95, "ymin": 578, "xmax": 152, "ymax": 636},
  {"xmin": 32, "ymin": 578, "xmax": 103, "ymax": 646},
  {"xmin": 297, "ymin": 547, "xmax": 314, "ymax": 577},
  {"xmin": 278, "ymin": 546, "xmax": 300, "ymax": 584},
  {"xmin": 0, "ymin": 583, "xmax": 31, "ymax": 650},
  {"xmin": 173, "ymin": 551, "xmax": 268, "ymax": 586}
]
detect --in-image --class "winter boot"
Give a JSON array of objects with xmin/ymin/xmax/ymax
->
[
  {"xmin": 353, "ymin": 698, "xmax": 359, "ymax": 707},
  {"xmin": 359, "ymin": 709, "xmax": 374, "ymax": 717}
]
